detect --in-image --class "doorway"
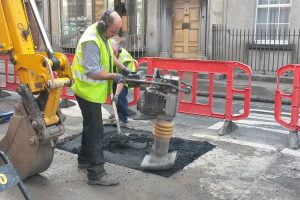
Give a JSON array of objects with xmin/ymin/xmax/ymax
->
[{"xmin": 172, "ymin": 0, "xmax": 200, "ymax": 59}]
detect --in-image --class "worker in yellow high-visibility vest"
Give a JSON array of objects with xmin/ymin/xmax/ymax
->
[
  {"xmin": 71, "ymin": 8, "xmax": 131, "ymax": 186},
  {"xmin": 111, "ymin": 39, "xmax": 136, "ymax": 127}
]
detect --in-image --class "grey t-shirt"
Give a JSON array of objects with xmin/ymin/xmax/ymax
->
[{"xmin": 82, "ymin": 39, "xmax": 111, "ymax": 77}]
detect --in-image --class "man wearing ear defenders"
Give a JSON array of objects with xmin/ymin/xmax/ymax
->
[
  {"xmin": 71, "ymin": 8, "xmax": 131, "ymax": 186},
  {"xmin": 111, "ymin": 39, "xmax": 136, "ymax": 127}
]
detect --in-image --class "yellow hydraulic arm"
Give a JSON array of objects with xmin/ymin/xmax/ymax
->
[{"xmin": 0, "ymin": 0, "xmax": 72, "ymax": 179}]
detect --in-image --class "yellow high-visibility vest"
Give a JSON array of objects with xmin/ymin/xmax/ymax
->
[
  {"xmin": 71, "ymin": 23, "xmax": 113, "ymax": 103},
  {"xmin": 118, "ymin": 48, "xmax": 136, "ymax": 72}
]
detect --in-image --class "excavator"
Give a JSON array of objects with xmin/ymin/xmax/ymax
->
[{"xmin": 0, "ymin": 0, "xmax": 72, "ymax": 180}]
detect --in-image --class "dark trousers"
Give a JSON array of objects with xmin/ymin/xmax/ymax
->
[
  {"xmin": 113, "ymin": 84, "xmax": 128, "ymax": 123},
  {"xmin": 75, "ymin": 95, "xmax": 105, "ymax": 178}
]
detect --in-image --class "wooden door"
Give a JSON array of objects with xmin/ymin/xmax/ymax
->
[
  {"xmin": 172, "ymin": 0, "xmax": 200, "ymax": 59},
  {"xmin": 94, "ymin": 0, "xmax": 105, "ymax": 20}
]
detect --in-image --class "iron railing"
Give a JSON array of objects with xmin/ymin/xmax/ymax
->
[
  {"xmin": 118, "ymin": 34, "xmax": 147, "ymax": 59},
  {"xmin": 50, "ymin": 35, "xmax": 81, "ymax": 54},
  {"xmin": 212, "ymin": 24, "xmax": 300, "ymax": 73},
  {"xmin": 49, "ymin": 33, "xmax": 147, "ymax": 58}
]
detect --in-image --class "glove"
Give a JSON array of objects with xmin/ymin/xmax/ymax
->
[
  {"xmin": 111, "ymin": 94, "xmax": 119, "ymax": 104},
  {"xmin": 127, "ymin": 71, "xmax": 143, "ymax": 80},
  {"xmin": 121, "ymin": 67, "xmax": 131, "ymax": 77},
  {"xmin": 113, "ymin": 74, "xmax": 125, "ymax": 84}
]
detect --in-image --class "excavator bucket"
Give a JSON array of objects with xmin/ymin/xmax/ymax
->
[{"xmin": 0, "ymin": 103, "xmax": 54, "ymax": 180}]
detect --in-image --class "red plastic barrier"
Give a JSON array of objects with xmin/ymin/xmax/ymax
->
[
  {"xmin": 137, "ymin": 57, "xmax": 252, "ymax": 121},
  {"xmin": 0, "ymin": 55, "xmax": 19, "ymax": 91},
  {"xmin": 275, "ymin": 64, "xmax": 300, "ymax": 131},
  {"xmin": 62, "ymin": 54, "xmax": 76, "ymax": 100}
]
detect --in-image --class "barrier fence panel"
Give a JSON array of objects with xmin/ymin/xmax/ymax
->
[
  {"xmin": 0, "ymin": 55, "xmax": 18, "ymax": 91},
  {"xmin": 275, "ymin": 64, "xmax": 300, "ymax": 131},
  {"xmin": 1, "ymin": 53, "xmax": 249, "ymax": 118},
  {"xmin": 137, "ymin": 57, "xmax": 252, "ymax": 121}
]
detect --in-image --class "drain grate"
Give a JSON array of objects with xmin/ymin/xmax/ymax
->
[{"xmin": 57, "ymin": 125, "xmax": 215, "ymax": 177}]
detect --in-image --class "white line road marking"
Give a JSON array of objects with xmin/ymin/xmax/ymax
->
[
  {"xmin": 238, "ymin": 119, "xmax": 280, "ymax": 126},
  {"xmin": 249, "ymin": 109, "xmax": 287, "ymax": 115},
  {"xmin": 193, "ymin": 133, "xmax": 277, "ymax": 151},
  {"xmin": 208, "ymin": 109, "xmax": 290, "ymax": 135},
  {"xmin": 281, "ymin": 148, "xmax": 300, "ymax": 158},
  {"xmin": 241, "ymin": 124, "xmax": 289, "ymax": 134},
  {"xmin": 247, "ymin": 114, "xmax": 290, "ymax": 122},
  {"xmin": 247, "ymin": 113, "xmax": 275, "ymax": 120},
  {"xmin": 208, "ymin": 121, "xmax": 289, "ymax": 134},
  {"xmin": 193, "ymin": 134, "xmax": 300, "ymax": 158}
]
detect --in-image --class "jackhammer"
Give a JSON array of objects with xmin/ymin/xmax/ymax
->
[{"xmin": 125, "ymin": 69, "xmax": 191, "ymax": 170}]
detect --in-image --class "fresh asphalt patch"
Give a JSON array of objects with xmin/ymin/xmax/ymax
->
[{"xmin": 56, "ymin": 125, "xmax": 215, "ymax": 177}]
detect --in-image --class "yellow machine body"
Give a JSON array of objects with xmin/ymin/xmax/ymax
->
[{"xmin": 0, "ymin": 0, "xmax": 72, "ymax": 179}]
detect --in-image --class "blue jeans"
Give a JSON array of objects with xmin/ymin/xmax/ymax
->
[
  {"xmin": 116, "ymin": 87, "xmax": 128, "ymax": 123},
  {"xmin": 75, "ymin": 95, "xmax": 105, "ymax": 179}
]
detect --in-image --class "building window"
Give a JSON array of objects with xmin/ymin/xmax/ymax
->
[
  {"xmin": 114, "ymin": 0, "xmax": 145, "ymax": 36},
  {"xmin": 255, "ymin": 0, "xmax": 292, "ymax": 44},
  {"xmin": 60, "ymin": 0, "xmax": 93, "ymax": 51},
  {"xmin": 113, "ymin": 0, "xmax": 146, "ymax": 54},
  {"xmin": 136, "ymin": 0, "xmax": 145, "ymax": 35},
  {"xmin": 61, "ymin": 0, "xmax": 93, "ymax": 36}
]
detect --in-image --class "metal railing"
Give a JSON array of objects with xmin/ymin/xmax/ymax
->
[
  {"xmin": 118, "ymin": 33, "xmax": 147, "ymax": 59},
  {"xmin": 212, "ymin": 24, "xmax": 300, "ymax": 73},
  {"xmin": 49, "ymin": 33, "xmax": 147, "ymax": 58},
  {"xmin": 49, "ymin": 35, "xmax": 81, "ymax": 54}
]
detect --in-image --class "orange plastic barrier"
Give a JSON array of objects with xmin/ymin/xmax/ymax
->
[
  {"xmin": 275, "ymin": 64, "xmax": 300, "ymax": 131},
  {"xmin": 137, "ymin": 57, "xmax": 252, "ymax": 120},
  {"xmin": 0, "ymin": 55, "xmax": 18, "ymax": 91}
]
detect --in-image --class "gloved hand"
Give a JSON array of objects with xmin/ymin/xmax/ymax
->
[
  {"xmin": 121, "ymin": 67, "xmax": 131, "ymax": 77},
  {"xmin": 111, "ymin": 94, "xmax": 119, "ymax": 104},
  {"xmin": 113, "ymin": 74, "xmax": 125, "ymax": 84},
  {"xmin": 127, "ymin": 71, "xmax": 143, "ymax": 80}
]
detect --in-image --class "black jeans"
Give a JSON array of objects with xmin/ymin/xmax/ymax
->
[
  {"xmin": 75, "ymin": 95, "xmax": 105, "ymax": 178},
  {"xmin": 113, "ymin": 84, "xmax": 128, "ymax": 123}
]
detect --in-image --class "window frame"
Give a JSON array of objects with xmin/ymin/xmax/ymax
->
[{"xmin": 254, "ymin": 0, "xmax": 292, "ymax": 44}]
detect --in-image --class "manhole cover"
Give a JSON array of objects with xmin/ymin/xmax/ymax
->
[{"xmin": 57, "ymin": 125, "xmax": 215, "ymax": 177}]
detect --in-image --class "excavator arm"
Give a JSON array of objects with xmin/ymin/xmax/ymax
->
[{"xmin": 0, "ymin": 0, "xmax": 72, "ymax": 179}]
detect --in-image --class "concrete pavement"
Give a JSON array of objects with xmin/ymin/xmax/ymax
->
[
  {"xmin": 0, "ymin": 89, "xmax": 300, "ymax": 199},
  {"xmin": 2, "ymin": 142, "xmax": 299, "ymax": 200}
]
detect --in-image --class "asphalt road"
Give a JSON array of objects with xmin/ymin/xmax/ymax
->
[{"xmin": 0, "ymin": 92, "xmax": 299, "ymax": 200}]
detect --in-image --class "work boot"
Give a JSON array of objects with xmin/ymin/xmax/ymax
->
[
  {"xmin": 119, "ymin": 121, "xmax": 128, "ymax": 128},
  {"xmin": 109, "ymin": 113, "xmax": 115, "ymax": 119},
  {"xmin": 87, "ymin": 172, "xmax": 119, "ymax": 186},
  {"xmin": 127, "ymin": 109, "xmax": 137, "ymax": 117}
]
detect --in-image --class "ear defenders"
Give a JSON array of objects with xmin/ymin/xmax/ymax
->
[
  {"xmin": 118, "ymin": 47, "xmax": 122, "ymax": 54},
  {"xmin": 97, "ymin": 8, "xmax": 115, "ymax": 33}
]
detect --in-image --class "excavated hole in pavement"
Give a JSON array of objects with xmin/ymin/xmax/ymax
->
[{"xmin": 56, "ymin": 125, "xmax": 215, "ymax": 177}]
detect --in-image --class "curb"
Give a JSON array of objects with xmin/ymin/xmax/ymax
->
[
  {"xmin": 197, "ymin": 91, "xmax": 291, "ymax": 105},
  {"xmin": 236, "ymin": 73, "xmax": 293, "ymax": 84}
]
